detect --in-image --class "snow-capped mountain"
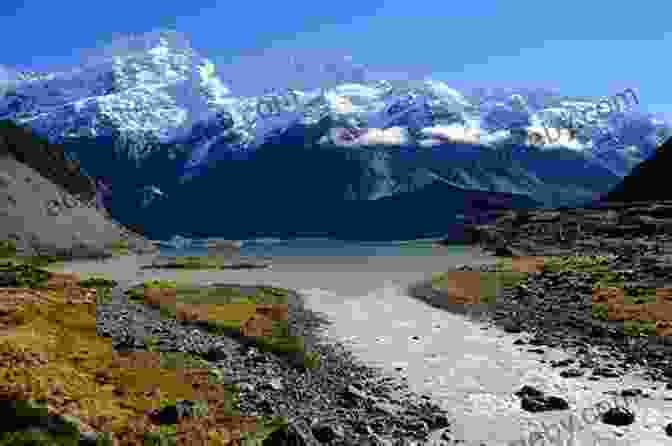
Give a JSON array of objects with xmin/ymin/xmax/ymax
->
[{"xmin": 1, "ymin": 30, "xmax": 669, "ymax": 240}]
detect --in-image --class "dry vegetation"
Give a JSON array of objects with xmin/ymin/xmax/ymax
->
[
  {"xmin": 0, "ymin": 264, "xmax": 291, "ymax": 445},
  {"xmin": 431, "ymin": 254, "xmax": 672, "ymax": 338}
]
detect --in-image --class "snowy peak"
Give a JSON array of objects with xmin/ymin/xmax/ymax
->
[
  {"xmin": 0, "ymin": 30, "xmax": 233, "ymax": 153},
  {"xmin": 1, "ymin": 30, "xmax": 670, "ymax": 179}
]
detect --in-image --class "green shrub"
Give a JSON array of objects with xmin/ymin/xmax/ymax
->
[
  {"xmin": 158, "ymin": 352, "xmax": 210, "ymax": 370},
  {"xmin": 108, "ymin": 239, "xmax": 130, "ymax": 255},
  {"xmin": 0, "ymin": 263, "xmax": 50, "ymax": 288},
  {"xmin": 0, "ymin": 240, "xmax": 16, "ymax": 257},
  {"xmin": 143, "ymin": 279, "xmax": 178, "ymax": 289},
  {"xmin": 0, "ymin": 399, "xmax": 80, "ymax": 446},
  {"xmin": 125, "ymin": 287, "xmax": 145, "ymax": 302},
  {"xmin": 592, "ymin": 303, "xmax": 609, "ymax": 321},
  {"xmin": 0, "ymin": 429, "xmax": 79, "ymax": 446},
  {"xmin": 77, "ymin": 277, "xmax": 118, "ymax": 288},
  {"xmin": 303, "ymin": 351, "xmax": 322, "ymax": 370},
  {"xmin": 623, "ymin": 320, "xmax": 658, "ymax": 337},
  {"xmin": 142, "ymin": 429, "xmax": 176, "ymax": 446},
  {"xmin": 254, "ymin": 334, "xmax": 305, "ymax": 356}
]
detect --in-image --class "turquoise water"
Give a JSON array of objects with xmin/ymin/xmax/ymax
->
[{"xmin": 159, "ymin": 237, "xmax": 468, "ymax": 258}]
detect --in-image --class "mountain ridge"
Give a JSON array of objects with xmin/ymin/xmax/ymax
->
[
  {"xmin": 599, "ymin": 137, "xmax": 672, "ymax": 203},
  {"xmin": 0, "ymin": 119, "xmax": 157, "ymax": 257},
  {"xmin": 2, "ymin": 30, "xmax": 669, "ymax": 240}
]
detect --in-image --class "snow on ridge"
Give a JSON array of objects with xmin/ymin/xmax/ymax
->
[{"xmin": 1, "ymin": 29, "xmax": 669, "ymax": 174}]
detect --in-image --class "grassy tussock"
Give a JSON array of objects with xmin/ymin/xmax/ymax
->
[
  {"xmin": 0, "ymin": 271, "xmax": 290, "ymax": 445},
  {"xmin": 432, "ymin": 254, "xmax": 672, "ymax": 339},
  {"xmin": 124, "ymin": 280, "xmax": 319, "ymax": 370}
]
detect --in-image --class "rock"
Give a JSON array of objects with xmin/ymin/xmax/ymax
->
[
  {"xmin": 515, "ymin": 386, "xmax": 569, "ymax": 412},
  {"xmin": 45, "ymin": 199, "xmax": 61, "ymax": 216},
  {"xmin": 148, "ymin": 399, "xmax": 201, "ymax": 425},
  {"xmin": 502, "ymin": 320, "xmax": 523, "ymax": 333},
  {"xmin": 492, "ymin": 241, "xmax": 525, "ymax": 257},
  {"xmin": 520, "ymin": 395, "xmax": 569, "ymax": 412},
  {"xmin": 559, "ymin": 368, "xmax": 584, "ymax": 378},
  {"xmin": 0, "ymin": 172, "xmax": 13, "ymax": 188},
  {"xmin": 311, "ymin": 422, "xmax": 345, "ymax": 443},
  {"xmin": 69, "ymin": 241, "xmax": 112, "ymax": 259},
  {"xmin": 620, "ymin": 388, "xmax": 644, "ymax": 399},
  {"xmin": 264, "ymin": 378, "xmax": 284, "ymax": 391},
  {"xmin": 0, "ymin": 271, "xmax": 18, "ymax": 287},
  {"xmin": 201, "ymin": 345, "xmax": 229, "ymax": 361},
  {"xmin": 341, "ymin": 384, "xmax": 371, "ymax": 408},
  {"xmin": 263, "ymin": 420, "xmax": 319, "ymax": 446},
  {"xmin": 601, "ymin": 407, "xmax": 635, "ymax": 426},
  {"xmin": 514, "ymin": 385, "xmax": 544, "ymax": 399},
  {"xmin": 79, "ymin": 430, "xmax": 104, "ymax": 445},
  {"xmin": 461, "ymin": 224, "xmax": 499, "ymax": 245},
  {"xmin": 592, "ymin": 367, "xmax": 621, "ymax": 379}
]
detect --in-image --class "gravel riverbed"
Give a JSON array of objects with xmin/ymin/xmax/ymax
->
[{"xmin": 95, "ymin": 278, "xmax": 455, "ymax": 445}]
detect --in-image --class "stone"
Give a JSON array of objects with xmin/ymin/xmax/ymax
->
[
  {"xmin": 311, "ymin": 422, "xmax": 346, "ymax": 443},
  {"xmin": 79, "ymin": 430, "xmax": 103, "ymax": 446},
  {"xmin": 515, "ymin": 386, "xmax": 569, "ymax": 412},
  {"xmin": 0, "ymin": 171, "xmax": 13, "ymax": 188},
  {"xmin": 45, "ymin": 199, "xmax": 61, "ymax": 216},
  {"xmin": 341, "ymin": 384, "xmax": 371, "ymax": 408},
  {"xmin": 148, "ymin": 400, "xmax": 201, "ymax": 425},
  {"xmin": 264, "ymin": 378, "xmax": 284, "ymax": 391},
  {"xmin": 601, "ymin": 407, "xmax": 635, "ymax": 426},
  {"xmin": 559, "ymin": 368, "xmax": 584, "ymax": 378},
  {"xmin": 0, "ymin": 271, "xmax": 18, "ymax": 287},
  {"xmin": 201, "ymin": 345, "xmax": 229, "ymax": 362},
  {"xmin": 502, "ymin": 320, "xmax": 523, "ymax": 333},
  {"xmin": 492, "ymin": 241, "xmax": 525, "ymax": 257},
  {"xmin": 263, "ymin": 420, "xmax": 319, "ymax": 446}
]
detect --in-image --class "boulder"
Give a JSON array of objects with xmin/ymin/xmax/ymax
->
[{"xmin": 492, "ymin": 241, "xmax": 526, "ymax": 257}]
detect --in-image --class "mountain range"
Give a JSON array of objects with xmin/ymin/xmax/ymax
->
[{"xmin": 2, "ymin": 30, "xmax": 670, "ymax": 241}]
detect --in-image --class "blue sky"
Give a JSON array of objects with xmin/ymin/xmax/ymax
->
[{"xmin": 1, "ymin": 0, "xmax": 671, "ymax": 119}]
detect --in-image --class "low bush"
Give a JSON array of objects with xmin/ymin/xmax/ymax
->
[
  {"xmin": 0, "ymin": 240, "xmax": 17, "ymax": 257},
  {"xmin": 623, "ymin": 320, "xmax": 658, "ymax": 337}
]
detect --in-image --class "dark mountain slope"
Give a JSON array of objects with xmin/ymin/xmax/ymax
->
[
  {"xmin": 600, "ymin": 137, "xmax": 672, "ymax": 203},
  {"xmin": 0, "ymin": 120, "xmax": 157, "ymax": 258},
  {"xmin": 0, "ymin": 120, "xmax": 97, "ymax": 204}
]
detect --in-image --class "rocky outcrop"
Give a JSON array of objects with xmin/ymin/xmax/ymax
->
[
  {"xmin": 0, "ymin": 120, "xmax": 157, "ymax": 258},
  {"xmin": 601, "ymin": 137, "xmax": 672, "ymax": 203},
  {"xmin": 0, "ymin": 120, "xmax": 97, "ymax": 203}
]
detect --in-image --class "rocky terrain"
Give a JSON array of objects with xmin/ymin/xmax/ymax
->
[
  {"xmin": 0, "ymin": 262, "xmax": 455, "ymax": 445},
  {"xmin": 418, "ymin": 139, "xmax": 672, "ymax": 441},
  {"xmin": 0, "ymin": 119, "xmax": 157, "ymax": 258},
  {"xmin": 439, "ymin": 199, "xmax": 672, "ymax": 371},
  {"xmin": 602, "ymin": 132, "xmax": 672, "ymax": 203}
]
